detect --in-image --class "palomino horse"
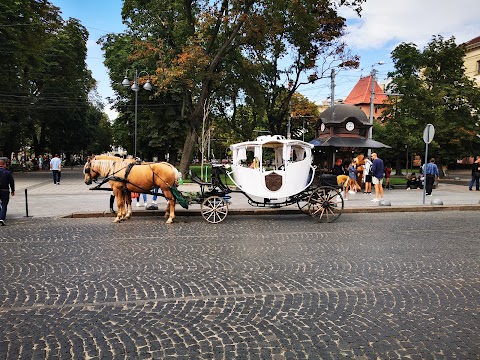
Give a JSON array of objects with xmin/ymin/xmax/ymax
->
[
  {"xmin": 85, "ymin": 155, "xmax": 135, "ymax": 218},
  {"xmin": 84, "ymin": 156, "xmax": 180, "ymax": 223}
]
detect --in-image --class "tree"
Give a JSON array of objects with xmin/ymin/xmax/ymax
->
[
  {"xmin": 111, "ymin": 0, "xmax": 365, "ymax": 175},
  {"xmin": 0, "ymin": 1, "xmax": 108, "ymax": 158},
  {"xmin": 382, "ymin": 36, "xmax": 480, "ymax": 172}
]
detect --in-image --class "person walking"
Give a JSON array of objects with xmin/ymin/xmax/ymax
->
[
  {"xmin": 468, "ymin": 156, "xmax": 480, "ymax": 191},
  {"xmin": 370, "ymin": 152, "xmax": 384, "ymax": 202},
  {"xmin": 0, "ymin": 158, "xmax": 15, "ymax": 226},
  {"xmin": 50, "ymin": 154, "xmax": 62, "ymax": 185},
  {"xmin": 424, "ymin": 158, "xmax": 440, "ymax": 196},
  {"xmin": 363, "ymin": 157, "xmax": 372, "ymax": 194}
]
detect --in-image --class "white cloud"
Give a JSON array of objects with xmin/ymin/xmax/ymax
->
[{"xmin": 341, "ymin": 0, "xmax": 479, "ymax": 51}]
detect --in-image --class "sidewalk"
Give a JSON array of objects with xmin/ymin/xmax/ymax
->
[{"xmin": 4, "ymin": 167, "xmax": 480, "ymax": 220}]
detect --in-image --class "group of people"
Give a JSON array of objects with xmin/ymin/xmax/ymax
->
[
  {"xmin": 332, "ymin": 155, "xmax": 444, "ymax": 199},
  {"xmin": 331, "ymin": 152, "xmax": 387, "ymax": 202}
]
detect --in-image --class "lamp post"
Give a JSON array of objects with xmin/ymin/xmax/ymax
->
[
  {"xmin": 122, "ymin": 69, "xmax": 152, "ymax": 158},
  {"xmin": 368, "ymin": 61, "xmax": 384, "ymax": 157}
]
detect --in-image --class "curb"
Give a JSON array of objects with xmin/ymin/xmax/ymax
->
[{"xmin": 62, "ymin": 204, "xmax": 480, "ymax": 219}]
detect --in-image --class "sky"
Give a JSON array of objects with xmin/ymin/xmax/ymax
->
[{"xmin": 50, "ymin": 0, "xmax": 479, "ymax": 120}]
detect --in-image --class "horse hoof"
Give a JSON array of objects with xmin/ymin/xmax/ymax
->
[
  {"xmin": 113, "ymin": 218, "xmax": 121, "ymax": 223},
  {"xmin": 166, "ymin": 218, "xmax": 173, "ymax": 224}
]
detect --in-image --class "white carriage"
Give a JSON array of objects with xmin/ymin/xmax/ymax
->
[
  {"xmin": 228, "ymin": 135, "xmax": 315, "ymax": 198},
  {"xmin": 188, "ymin": 135, "xmax": 344, "ymax": 223}
]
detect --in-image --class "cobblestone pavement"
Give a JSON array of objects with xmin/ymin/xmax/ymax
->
[{"xmin": 1, "ymin": 211, "xmax": 479, "ymax": 359}]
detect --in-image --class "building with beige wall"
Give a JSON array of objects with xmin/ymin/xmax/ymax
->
[{"xmin": 464, "ymin": 36, "xmax": 480, "ymax": 86}]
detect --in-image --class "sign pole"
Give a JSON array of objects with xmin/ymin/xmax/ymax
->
[
  {"xmin": 423, "ymin": 142, "xmax": 428, "ymax": 205},
  {"xmin": 422, "ymin": 124, "xmax": 435, "ymax": 205}
]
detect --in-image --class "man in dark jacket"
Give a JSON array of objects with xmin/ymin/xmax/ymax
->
[
  {"xmin": 469, "ymin": 156, "xmax": 480, "ymax": 191},
  {"xmin": 0, "ymin": 158, "xmax": 15, "ymax": 226}
]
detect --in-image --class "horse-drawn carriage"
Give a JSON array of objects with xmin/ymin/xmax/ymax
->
[{"xmin": 84, "ymin": 135, "xmax": 344, "ymax": 224}]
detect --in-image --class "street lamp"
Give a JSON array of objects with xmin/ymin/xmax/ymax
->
[
  {"xmin": 368, "ymin": 61, "xmax": 384, "ymax": 157},
  {"xmin": 122, "ymin": 69, "xmax": 152, "ymax": 158}
]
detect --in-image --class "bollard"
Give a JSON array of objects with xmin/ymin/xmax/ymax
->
[{"xmin": 24, "ymin": 188, "xmax": 30, "ymax": 217}]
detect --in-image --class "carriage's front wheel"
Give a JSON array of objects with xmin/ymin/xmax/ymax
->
[
  {"xmin": 307, "ymin": 186, "xmax": 343, "ymax": 223},
  {"xmin": 201, "ymin": 196, "xmax": 229, "ymax": 223}
]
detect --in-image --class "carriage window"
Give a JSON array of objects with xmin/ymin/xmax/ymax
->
[
  {"xmin": 244, "ymin": 149, "xmax": 255, "ymax": 167},
  {"xmin": 262, "ymin": 147, "xmax": 276, "ymax": 169},
  {"xmin": 289, "ymin": 146, "xmax": 306, "ymax": 162}
]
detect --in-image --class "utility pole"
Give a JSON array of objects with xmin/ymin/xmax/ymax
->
[
  {"xmin": 330, "ymin": 69, "xmax": 335, "ymax": 107},
  {"xmin": 367, "ymin": 61, "xmax": 384, "ymax": 157}
]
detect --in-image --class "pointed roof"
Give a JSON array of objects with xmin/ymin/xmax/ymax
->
[{"xmin": 343, "ymin": 75, "xmax": 388, "ymax": 106}]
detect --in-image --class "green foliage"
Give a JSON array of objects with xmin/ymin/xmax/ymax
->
[
  {"xmin": 101, "ymin": 0, "xmax": 364, "ymax": 174},
  {"xmin": 0, "ymin": 1, "xmax": 110, "ymax": 157},
  {"xmin": 382, "ymin": 36, "xmax": 480, "ymax": 166}
]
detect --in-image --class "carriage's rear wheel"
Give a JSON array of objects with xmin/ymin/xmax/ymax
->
[
  {"xmin": 201, "ymin": 196, "xmax": 229, "ymax": 223},
  {"xmin": 307, "ymin": 186, "xmax": 343, "ymax": 223},
  {"xmin": 296, "ymin": 188, "xmax": 315, "ymax": 215}
]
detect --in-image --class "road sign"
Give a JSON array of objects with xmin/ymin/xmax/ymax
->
[{"xmin": 423, "ymin": 124, "xmax": 435, "ymax": 144}]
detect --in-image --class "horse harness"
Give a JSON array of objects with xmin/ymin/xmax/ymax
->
[{"xmin": 93, "ymin": 162, "xmax": 175, "ymax": 201}]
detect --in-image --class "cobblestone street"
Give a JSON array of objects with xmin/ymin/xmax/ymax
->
[{"xmin": 1, "ymin": 212, "xmax": 479, "ymax": 359}]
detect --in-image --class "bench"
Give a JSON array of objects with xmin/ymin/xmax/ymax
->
[{"xmin": 390, "ymin": 181, "xmax": 437, "ymax": 190}]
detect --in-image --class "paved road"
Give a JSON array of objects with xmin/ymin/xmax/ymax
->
[
  {"xmin": 0, "ymin": 212, "xmax": 479, "ymax": 359},
  {"xmin": 3, "ymin": 167, "xmax": 480, "ymax": 222}
]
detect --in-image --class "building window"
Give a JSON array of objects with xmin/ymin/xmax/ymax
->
[{"xmin": 477, "ymin": 60, "xmax": 480, "ymax": 75}]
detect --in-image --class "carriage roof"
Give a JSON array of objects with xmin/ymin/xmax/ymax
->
[{"xmin": 230, "ymin": 135, "xmax": 314, "ymax": 150}]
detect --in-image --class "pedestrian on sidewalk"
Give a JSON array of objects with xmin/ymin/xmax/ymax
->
[
  {"xmin": 424, "ymin": 158, "xmax": 440, "ymax": 196},
  {"xmin": 363, "ymin": 157, "xmax": 372, "ymax": 194},
  {"xmin": 370, "ymin": 152, "xmax": 384, "ymax": 202},
  {"xmin": 384, "ymin": 163, "xmax": 392, "ymax": 190},
  {"xmin": 50, "ymin": 154, "xmax": 62, "ymax": 185},
  {"xmin": 468, "ymin": 156, "xmax": 480, "ymax": 191},
  {"xmin": 0, "ymin": 158, "xmax": 15, "ymax": 226}
]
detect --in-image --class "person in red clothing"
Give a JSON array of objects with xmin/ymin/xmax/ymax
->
[{"xmin": 384, "ymin": 163, "xmax": 392, "ymax": 190}]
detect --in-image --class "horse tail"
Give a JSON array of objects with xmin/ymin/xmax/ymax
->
[{"xmin": 160, "ymin": 161, "xmax": 180, "ymax": 182}]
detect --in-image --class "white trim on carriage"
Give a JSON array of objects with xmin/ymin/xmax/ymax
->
[{"xmin": 227, "ymin": 135, "xmax": 315, "ymax": 198}]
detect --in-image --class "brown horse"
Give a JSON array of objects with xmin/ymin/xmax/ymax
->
[{"xmin": 84, "ymin": 156, "xmax": 180, "ymax": 223}]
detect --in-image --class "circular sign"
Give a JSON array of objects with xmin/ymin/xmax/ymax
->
[
  {"xmin": 423, "ymin": 124, "xmax": 435, "ymax": 144},
  {"xmin": 320, "ymin": 123, "xmax": 325, "ymax": 132},
  {"xmin": 346, "ymin": 121, "xmax": 355, "ymax": 131}
]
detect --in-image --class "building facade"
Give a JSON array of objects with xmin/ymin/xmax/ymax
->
[{"xmin": 464, "ymin": 36, "xmax": 480, "ymax": 86}]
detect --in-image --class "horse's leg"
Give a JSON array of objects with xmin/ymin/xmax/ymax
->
[
  {"xmin": 164, "ymin": 192, "xmax": 175, "ymax": 224},
  {"xmin": 113, "ymin": 187, "xmax": 124, "ymax": 223},
  {"xmin": 125, "ymin": 190, "xmax": 132, "ymax": 219},
  {"xmin": 164, "ymin": 201, "xmax": 170, "ymax": 219}
]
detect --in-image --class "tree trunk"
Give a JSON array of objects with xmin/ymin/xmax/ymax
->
[
  {"xmin": 179, "ymin": 127, "xmax": 197, "ymax": 177},
  {"xmin": 395, "ymin": 154, "xmax": 402, "ymax": 176}
]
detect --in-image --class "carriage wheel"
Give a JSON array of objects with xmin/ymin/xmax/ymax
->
[
  {"xmin": 201, "ymin": 196, "xmax": 229, "ymax": 223},
  {"xmin": 307, "ymin": 186, "xmax": 343, "ymax": 223},
  {"xmin": 296, "ymin": 188, "xmax": 315, "ymax": 215}
]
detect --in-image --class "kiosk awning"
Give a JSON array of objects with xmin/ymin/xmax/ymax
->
[{"xmin": 309, "ymin": 136, "xmax": 391, "ymax": 149}]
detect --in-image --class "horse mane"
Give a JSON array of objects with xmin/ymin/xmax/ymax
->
[{"xmin": 89, "ymin": 159, "xmax": 117, "ymax": 176}]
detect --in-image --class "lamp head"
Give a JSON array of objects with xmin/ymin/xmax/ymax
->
[
  {"xmin": 143, "ymin": 79, "xmax": 152, "ymax": 91},
  {"xmin": 122, "ymin": 77, "xmax": 130, "ymax": 87}
]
